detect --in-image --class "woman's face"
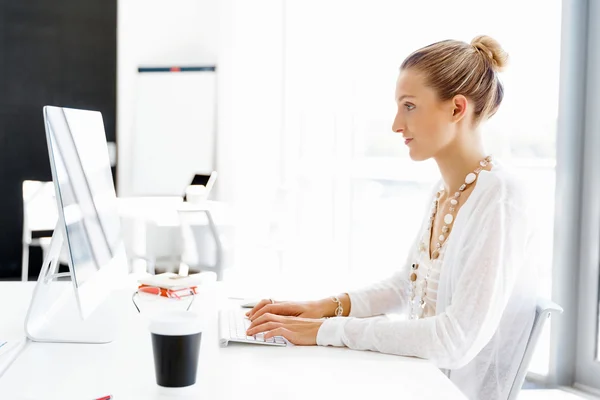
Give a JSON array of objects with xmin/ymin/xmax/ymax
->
[{"xmin": 392, "ymin": 68, "xmax": 463, "ymax": 161}]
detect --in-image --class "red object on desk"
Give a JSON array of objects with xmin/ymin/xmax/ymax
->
[
  {"xmin": 94, "ymin": 396, "xmax": 112, "ymax": 400},
  {"xmin": 138, "ymin": 284, "xmax": 198, "ymax": 299}
]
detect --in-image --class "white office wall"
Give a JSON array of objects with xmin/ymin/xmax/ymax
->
[
  {"xmin": 117, "ymin": 0, "xmax": 219, "ymax": 197},
  {"xmin": 117, "ymin": 0, "xmax": 283, "ymax": 214},
  {"xmin": 216, "ymin": 0, "xmax": 283, "ymax": 206}
]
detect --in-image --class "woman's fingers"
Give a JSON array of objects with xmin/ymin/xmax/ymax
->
[
  {"xmin": 245, "ymin": 299, "xmax": 273, "ymax": 318},
  {"xmin": 246, "ymin": 321, "xmax": 283, "ymax": 336},
  {"xmin": 248, "ymin": 303, "xmax": 274, "ymax": 320},
  {"xmin": 249, "ymin": 303, "xmax": 292, "ymax": 321},
  {"xmin": 263, "ymin": 327, "xmax": 296, "ymax": 342},
  {"xmin": 247, "ymin": 312, "xmax": 286, "ymax": 331},
  {"xmin": 246, "ymin": 317, "xmax": 323, "ymax": 345}
]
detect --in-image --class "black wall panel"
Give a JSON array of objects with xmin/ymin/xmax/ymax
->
[{"xmin": 0, "ymin": 1, "xmax": 116, "ymax": 278}]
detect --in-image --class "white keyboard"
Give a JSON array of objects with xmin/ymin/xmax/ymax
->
[{"xmin": 219, "ymin": 309, "xmax": 287, "ymax": 347}]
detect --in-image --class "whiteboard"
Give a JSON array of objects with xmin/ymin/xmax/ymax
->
[{"xmin": 130, "ymin": 69, "xmax": 216, "ymax": 196}]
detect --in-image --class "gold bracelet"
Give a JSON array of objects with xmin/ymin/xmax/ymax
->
[{"xmin": 331, "ymin": 296, "xmax": 343, "ymax": 317}]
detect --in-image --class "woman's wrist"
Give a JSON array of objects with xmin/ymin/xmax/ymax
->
[
  {"xmin": 315, "ymin": 294, "xmax": 351, "ymax": 318},
  {"xmin": 314, "ymin": 298, "xmax": 336, "ymax": 318}
]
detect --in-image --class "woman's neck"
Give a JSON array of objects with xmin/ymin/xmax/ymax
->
[{"xmin": 434, "ymin": 133, "xmax": 487, "ymax": 194}]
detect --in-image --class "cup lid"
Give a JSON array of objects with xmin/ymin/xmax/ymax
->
[{"xmin": 148, "ymin": 310, "xmax": 203, "ymax": 336}]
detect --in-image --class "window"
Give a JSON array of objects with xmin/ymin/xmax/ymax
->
[
  {"xmin": 279, "ymin": 0, "xmax": 561, "ymax": 375},
  {"xmin": 223, "ymin": 0, "xmax": 562, "ymax": 378}
]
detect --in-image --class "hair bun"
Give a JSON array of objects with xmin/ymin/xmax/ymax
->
[{"xmin": 471, "ymin": 35, "xmax": 508, "ymax": 72}]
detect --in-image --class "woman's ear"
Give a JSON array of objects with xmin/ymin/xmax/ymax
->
[{"xmin": 451, "ymin": 95, "xmax": 468, "ymax": 122}]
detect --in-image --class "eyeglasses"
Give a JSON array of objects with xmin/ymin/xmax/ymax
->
[{"xmin": 131, "ymin": 287, "xmax": 195, "ymax": 313}]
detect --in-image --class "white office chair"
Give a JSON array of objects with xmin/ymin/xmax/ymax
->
[
  {"xmin": 507, "ymin": 297, "xmax": 563, "ymax": 400},
  {"xmin": 178, "ymin": 205, "xmax": 226, "ymax": 280},
  {"xmin": 21, "ymin": 180, "xmax": 59, "ymax": 281}
]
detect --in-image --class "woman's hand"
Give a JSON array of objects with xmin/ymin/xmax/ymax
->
[
  {"xmin": 246, "ymin": 313, "xmax": 324, "ymax": 346},
  {"xmin": 246, "ymin": 299, "xmax": 326, "ymax": 321}
]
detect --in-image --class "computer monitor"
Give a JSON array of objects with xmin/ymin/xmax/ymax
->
[{"xmin": 24, "ymin": 106, "xmax": 128, "ymax": 344}]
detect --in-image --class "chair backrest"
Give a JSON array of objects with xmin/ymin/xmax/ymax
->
[
  {"xmin": 22, "ymin": 180, "xmax": 58, "ymax": 242},
  {"xmin": 507, "ymin": 297, "xmax": 563, "ymax": 400}
]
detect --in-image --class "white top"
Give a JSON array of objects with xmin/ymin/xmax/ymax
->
[
  {"xmin": 414, "ymin": 254, "xmax": 443, "ymax": 319},
  {"xmin": 413, "ymin": 216, "xmax": 445, "ymax": 319},
  {"xmin": 317, "ymin": 164, "xmax": 538, "ymax": 400}
]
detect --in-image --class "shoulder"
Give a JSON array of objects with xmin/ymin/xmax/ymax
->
[
  {"xmin": 477, "ymin": 163, "xmax": 533, "ymax": 212},
  {"xmin": 455, "ymin": 164, "xmax": 537, "ymax": 247}
]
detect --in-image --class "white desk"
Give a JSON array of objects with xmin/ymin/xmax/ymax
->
[{"xmin": 0, "ymin": 282, "xmax": 466, "ymax": 400}]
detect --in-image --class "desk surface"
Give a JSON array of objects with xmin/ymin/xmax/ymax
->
[{"xmin": 0, "ymin": 282, "xmax": 466, "ymax": 400}]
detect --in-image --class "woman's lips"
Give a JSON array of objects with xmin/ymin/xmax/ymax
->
[{"xmin": 404, "ymin": 138, "xmax": 413, "ymax": 145}]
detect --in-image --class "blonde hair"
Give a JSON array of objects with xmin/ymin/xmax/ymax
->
[{"xmin": 401, "ymin": 35, "xmax": 508, "ymax": 121}]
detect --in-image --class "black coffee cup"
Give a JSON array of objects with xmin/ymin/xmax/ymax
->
[{"xmin": 149, "ymin": 311, "xmax": 203, "ymax": 393}]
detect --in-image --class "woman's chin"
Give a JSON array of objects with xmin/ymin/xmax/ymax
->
[{"xmin": 408, "ymin": 149, "xmax": 429, "ymax": 162}]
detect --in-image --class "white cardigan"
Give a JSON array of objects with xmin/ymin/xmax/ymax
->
[{"xmin": 317, "ymin": 164, "xmax": 538, "ymax": 400}]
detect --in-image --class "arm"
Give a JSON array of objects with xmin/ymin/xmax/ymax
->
[{"xmin": 317, "ymin": 200, "xmax": 531, "ymax": 370}]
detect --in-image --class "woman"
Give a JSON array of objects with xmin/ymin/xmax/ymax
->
[{"xmin": 246, "ymin": 35, "xmax": 537, "ymax": 400}]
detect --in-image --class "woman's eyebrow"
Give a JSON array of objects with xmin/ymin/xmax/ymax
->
[{"xmin": 397, "ymin": 95, "xmax": 416, "ymax": 102}]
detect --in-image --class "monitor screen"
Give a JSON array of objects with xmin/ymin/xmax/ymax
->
[{"xmin": 44, "ymin": 106, "xmax": 122, "ymax": 287}]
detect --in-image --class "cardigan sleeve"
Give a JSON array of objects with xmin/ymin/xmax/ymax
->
[{"xmin": 317, "ymin": 198, "xmax": 531, "ymax": 370}]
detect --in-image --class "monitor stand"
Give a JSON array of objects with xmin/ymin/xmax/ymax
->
[{"xmin": 24, "ymin": 224, "xmax": 116, "ymax": 344}]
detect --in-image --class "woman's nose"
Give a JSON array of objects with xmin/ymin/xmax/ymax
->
[{"xmin": 392, "ymin": 112, "xmax": 404, "ymax": 133}]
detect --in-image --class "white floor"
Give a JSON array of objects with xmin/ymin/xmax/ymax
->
[{"xmin": 520, "ymin": 389, "xmax": 597, "ymax": 400}]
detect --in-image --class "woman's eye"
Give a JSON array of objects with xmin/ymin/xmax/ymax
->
[{"xmin": 404, "ymin": 103, "xmax": 415, "ymax": 111}]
